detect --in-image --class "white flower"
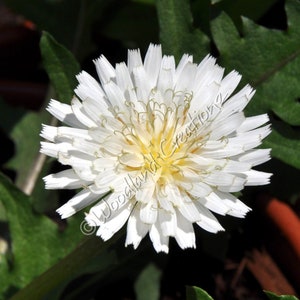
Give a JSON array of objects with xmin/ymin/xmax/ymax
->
[{"xmin": 41, "ymin": 44, "xmax": 272, "ymax": 253}]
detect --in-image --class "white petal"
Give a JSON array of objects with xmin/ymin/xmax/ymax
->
[
  {"xmin": 200, "ymin": 141, "xmax": 244, "ymax": 159},
  {"xmin": 196, "ymin": 204, "xmax": 225, "ymax": 233},
  {"xmin": 81, "ymin": 97, "xmax": 111, "ymax": 123},
  {"xmin": 149, "ymin": 222, "xmax": 169, "ymax": 253},
  {"xmin": 75, "ymin": 71, "xmax": 108, "ymax": 110},
  {"xmin": 235, "ymin": 149, "xmax": 271, "ymax": 166},
  {"xmin": 244, "ymin": 170, "xmax": 272, "ymax": 185},
  {"xmin": 187, "ymin": 155, "xmax": 215, "ymax": 168},
  {"xmin": 157, "ymin": 55, "xmax": 175, "ymax": 99},
  {"xmin": 230, "ymin": 125, "xmax": 271, "ymax": 151},
  {"xmin": 95, "ymin": 201, "xmax": 133, "ymax": 241},
  {"xmin": 180, "ymin": 181, "xmax": 212, "ymax": 198},
  {"xmin": 72, "ymin": 139, "xmax": 100, "ymax": 156},
  {"xmin": 193, "ymin": 55, "xmax": 217, "ymax": 88},
  {"xmin": 100, "ymin": 139, "xmax": 124, "ymax": 155},
  {"xmin": 156, "ymin": 189, "xmax": 175, "ymax": 213},
  {"xmin": 94, "ymin": 55, "xmax": 116, "ymax": 85},
  {"xmin": 93, "ymin": 157, "xmax": 117, "ymax": 170},
  {"xmin": 87, "ymin": 191, "xmax": 130, "ymax": 225},
  {"xmin": 125, "ymin": 203, "xmax": 150, "ymax": 249},
  {"xmin": 115, "ymin": 62, "xmax": 144, "ymax": 111},
  {"xmin": 127, "ymin": 48, "xmax": 143, "ymax": 73},
  {"xmin": 158, "ymin": 209, "xmax": 177, "ymax": 236},
  {"xmin": 58, "ymin": 150, "xmax": 94, "ymax": 168},
  {"xmin": 43, "ymin": 169, "xmax": 90, "ymax": 189},
  {"xmin": 190, "ymin": 63, "xmax": 224, "ymax": 114},
  {"xmin": 213, "ymin": 190, "xmax": 251, "ymax": 218},
  {"xmin": 218, "ymin": 70, "xmax": 242, "ymax": 102},
  {"xmin": 178, "ymin": 193, "xmax": 202, "ymax": 222},
  {"xmin": 202, "ymin": 172, "xmax": 246, "ymax": 189},
  {"xmin": 57, "ymin": 188, "xmax": 107, "ymax": 218},
  {"xmin": 218, "ymin": 160, "xmax": 251, "ymax": 173},
  {"xmin": 94, "ymin": 169, "xmax": 125, "ymax": 189},
  {"xmin": 115, "ymin": 62, "xmax": 135, "ymax": 93},
  {"xmin": 144, "ymin": 44, "xmax": 162, "ymax": 87},
  {"xmin": 71, "ymin": 97, "xmax": 97, "ymax": 128},
  {"xmin": 174, "ymin": 62, "xmax": 197, "ymax": 94},
  {"xmin": 119, "ymin": 153, "xmax": 143, "ymax": 168},
  {"xmin": 40, "ymin": 125, "xmax": 91, "ymax": 142},
  {"xmin": 199, "ymin": 192, "xmax": 231, "ymax": 215},
  {"xmin": 40, "ymin": 124, "xmax": 58, "ymax": 142},
  {"xmin": 216, "ymin": 176, "xmax": 246, "ymax": 193},
  {"xmin": 175, "ymin": 210, "xmax": 196, "ymax": 249},
  {"xmin": 102, "ymin": 80, "xmax": 127, "ymax": 113},
  {"xmin": 209, "ymin": 112, "xmax": 245, "ymax": 140},
  {"xmin": 164, "ymin": 183, "xmax": 182, "ymax": 206},
  {"xmin": 174, "ymin": 53, "xmax": 193, "ymax": 82},
  {"xmin": 237, "ymin": 114, "xmax": 269, "ymax": 132},
  {"xmin": 132, "ymin": 65, "xmax": 152, "ymax": 102},
  {"xmin": 135, "ymin": 179, "xmax": 155, "ymax": 203},
  {"xmin": 140, "ymin": 200, "xmax": 158, "ymax": 224},
  {"xmin": 222, "ymin": 84, "xmax": 255, "ymax": 113},
  {"xmin": 40, "ymin": 141, "xmax": 73, "ymax": 158},
  {"xmin": 46, "ymin": 99, "xmax": 84, "ymax": 128}
]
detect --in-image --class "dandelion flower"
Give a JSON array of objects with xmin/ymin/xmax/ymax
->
[{"xmin": 41, "ymin": 44, "xmax": 272, "ymax": 253}]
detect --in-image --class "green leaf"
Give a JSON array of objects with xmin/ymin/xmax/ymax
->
[
  {"xmin": 40, "ymin": 31, "xmax": 80, "ymax": 104},
  {"xmin": 156, "ymin": 0, "xmax": 210, "ymax": 61},
  {"xmin": 0, "ymin": 173, "xmax": 82, "ymax": 298},
  {"xmin": 134, "ymin": 263, "xmax": 162, "ymax": 300},
  {"xmin": 264, "ymin": 290, "xmax": 299, "ymax": 300},
  {"xmin": 211, "ymin": 0, "xmax": 300, "ymax": 169},
  {"xmin": 186, "ymin": 286, "xmax": 214, "ymax": 300}
]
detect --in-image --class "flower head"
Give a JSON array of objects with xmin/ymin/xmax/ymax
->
[{"xmin": 41, "ymin": 44, "xmax": 271, "ymax": 253}]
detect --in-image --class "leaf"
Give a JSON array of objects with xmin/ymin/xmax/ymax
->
[
  {"xmin": 211, "ymin": 0, "xmax": 300, "ymax": 169},
  {"xmin": 156, "ymin": 0, "xmax": 210, "ymax": 61},
  {"xmin": 134, "ymin": 263, "xmax": 162, "ymax": 300},
  {"xmin": 186, "ymin": 286, "xmax": 214, "ymax": 300},
  {"xmin": 264, "ymin": 290, "xmax": 299, "ymax": 300},
  {"xmin": 40, "ymin": 31, "xmax": 80, "ymax": 104},
  {"xmin": 0, "ymin": 173, "xmax": 82, "ymax": 298}
]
